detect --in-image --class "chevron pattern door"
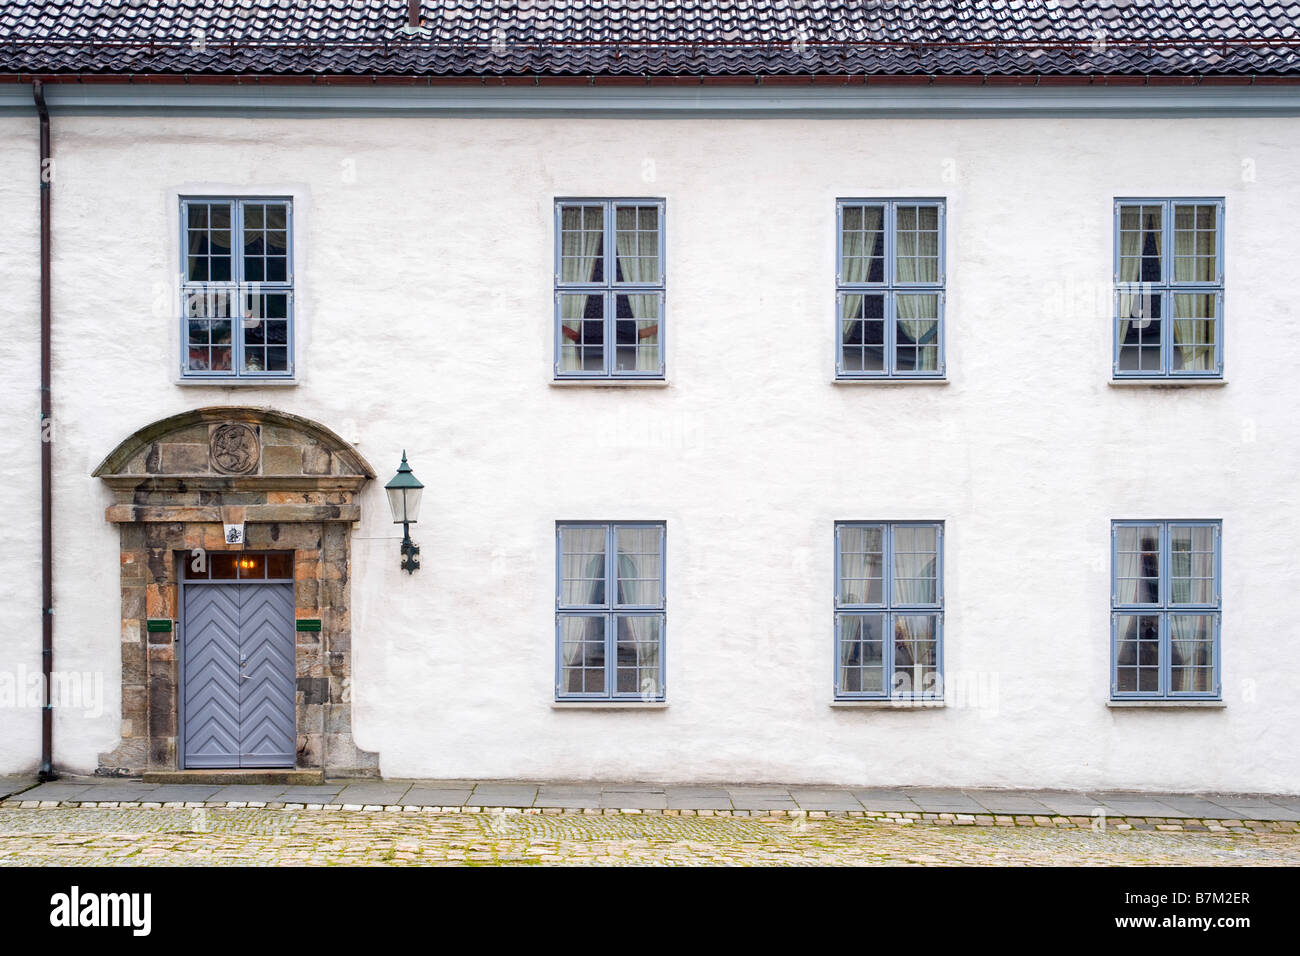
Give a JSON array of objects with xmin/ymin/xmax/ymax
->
[{"xmin": 182, "ymin": 582, "xmax": 296, "ymax": 768}]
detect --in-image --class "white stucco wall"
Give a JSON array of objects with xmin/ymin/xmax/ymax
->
[{"xmin": 0, "ymin": 109, "xmax": 1297, "ymax": 790}]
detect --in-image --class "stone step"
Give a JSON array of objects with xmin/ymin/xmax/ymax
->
[{"xmin": 142, "ymin": 769, "xmax": 324, "ymax": 786}]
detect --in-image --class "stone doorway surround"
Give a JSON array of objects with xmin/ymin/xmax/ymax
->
[{"xmin": 92, "ymin": 406, "xmax": 379, "ymax": 777}]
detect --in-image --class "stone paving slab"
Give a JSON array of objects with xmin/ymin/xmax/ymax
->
[
  {"xmin": 1155, "ymin": 797, "xmax": 1242, "ymax": 818},
  {"xmin": 277, "ymin": 788, "xmax": 345, "ymax": 803},
  {"xmin": 904, "ymin": 790, "xmax": 988, "ymax": 813},
  {"xmin": 333, "ymin": 784, "xmax": 413, "ymax": 806},
  {"xmin": 1087, "ymin": 795, "xmax": 1198, "ymax": 818},
  {"xmin": 850, "ymin": 790, "xmax": 922, "ymax": 811},
  {"xmin": 1023, "ymin": 791, "xmax": 1115, "ymax": 816},
  {"xmin": 401, "ymin": 788, "xmax": 473, "ymax": 807},
  {"xmin": 535, "ymin": 787, "xmax": 604, "ymax": 809},
  {"xmin": 960, "ymin": 791, "xmax": 1053, "ymax": 814},
  {"xmin": 789, "ymin": 789, "xmax": 867, "ymax": 811},
  {"xmin": 14, "ymin": 776, "xmax": 1300, "ymax": 824},
  {"xmin": 727, "ymin": 788, "xmax": 799, "ymax": 811},
  {"xmin": 1216, "ymin": 805, "xmax": 1300, "ymax": 822},
  {"xmin": 664, "ymin": 787, "xmax": 733, "ymax": 810},
  {"xmin": 469, "ymin": 785, "xmax": 539, "ymax": 808},
  {"xmin": 137, "ymin": 786, "xmax": 225, "ymax": 803},
  {"xmin": 600, "ymin": 790, "xmax": 668, "ymax": 810},
  {"xmin": 14, "ymin": 782, "xmax": 96, "ymax": 801},
  {"xmin": 0, "ymin": 777, "xmax": 37, "ymax": 800}
]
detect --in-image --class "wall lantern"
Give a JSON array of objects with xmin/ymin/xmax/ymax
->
[{"xmin": 384, "ymin": 451, "xmax": 424, "ymax": 574}]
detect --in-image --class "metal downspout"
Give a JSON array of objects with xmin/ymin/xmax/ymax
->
[{"xmin": 34, "ymin": 79, "xmax": 56, "ymax": 782}]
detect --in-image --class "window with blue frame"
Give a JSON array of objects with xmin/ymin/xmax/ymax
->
[
  {"xmin": 554, "ymin": 200, "xmax": 665, "ymax": 379},
  {"xmin": 835, "ymin": 522, "xmax": 944, "ymax": 699},
  {"xmin": 837, "ymin": 200, "xmax": 946, "ymax": 379},
  {"xmin": 556, "ymin": 522, "xmax": 666, "ymax": 700},
  {"xmin": 1112, "ymin": 521, "xmax": 1221, "ymax": 699},
  {"xmin": 1114, "ymin": 199, "xmax": 1224, "ymax": 378},
  {"xmin": 181, "ymin": 198, "xmax": 293, "ymax": 379}
]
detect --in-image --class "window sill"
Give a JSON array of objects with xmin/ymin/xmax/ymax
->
[
  {"xmin": 833, "ymin": 378, "xmax": 948, "ymax": 387},
  {"xmin": 831, "ymin": 699, "xmax": 946, "ymax": 709},
  {"xmin": 1108, "ymin": 379, "xmax": 1226, "ymax": 389},
  {"xmin": 552, "ymin": 701, "xmax": 668, "ymax": 710},
  {"xmin": 177, "ymin": 378, "xmax": 299, "ymax": 388},
  {"xmin": 1107, "ymin": 699, "xmax": 1225, "ymax": 708},
  {"xmin": 549, "ymin": 379, "xmax": 670, "ymax": 388}
]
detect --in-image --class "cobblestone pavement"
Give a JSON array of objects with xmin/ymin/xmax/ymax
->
[{"xmin": 1, "ymin": 806, "xmax": 1299, "ymax": 866}]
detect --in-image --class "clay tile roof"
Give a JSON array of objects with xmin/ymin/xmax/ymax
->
[{"xmin": 2, "ymin": 0, "xmax": 1298, "ymax": 79}]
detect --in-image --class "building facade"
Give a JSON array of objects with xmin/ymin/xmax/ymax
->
[{"xmin": 1, "ymin": 1, "xmax": 1298, "ymax": 791}]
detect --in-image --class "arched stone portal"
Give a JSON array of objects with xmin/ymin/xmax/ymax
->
[{"xmin": 93, "ymin": 406, "xmax": 379, "ymax": 778}]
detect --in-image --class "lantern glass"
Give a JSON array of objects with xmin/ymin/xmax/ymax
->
[{"xmin": 387, "ymin": 485, "xmax": 423, "ymax": 525}]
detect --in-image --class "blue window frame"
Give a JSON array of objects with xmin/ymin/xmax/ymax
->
[
  {"xmin": 834, "ymin": 522, "xmax": 944, "ymax": 699},
  {"xmin": 556, "ymin": 522, "xmax": 666, "ymax": 700},
  {"xmin": 836, "ymin": 200, "xmax": 946, "ymax": 379},
  {"xmin": 180, "ymin": 197, "xmax": 294, "ymax": 379},
  {"xmin": 1114, "ymin": 199, "xmax": 1224, "ymax": 378},
  {"xmin": 1111, "ymin": 520, "xmax": 1221, "ymax": 699},
  {"xmin": 554, "ymin": 199, "xmax": 665, "ymax": 379}
]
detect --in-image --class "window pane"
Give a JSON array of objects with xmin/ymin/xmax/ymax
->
[
  {"xmin": 186, "ymin": 201, "xmax": 233, "ymax": 284},
  {"xmin": 559, "ymin": 615, "xmax": 607, "ymax": 695},
  {"xmin": 616, "ymin": 527, "xmax": 663, "ymax": 606},
  {"xmin": 559, "ymin": 205, "xmax": 604, "ymax": 283},
  {"xmin": 838, "ymin": 526, "xmax": 884, "ymax": 604},
  {"xmin": 1117, "ymin": 204, "xmax": 1163, "ymax": 284},
  {"xmin": 559, "ymin": 527, "xmax": 606, "ymax": 605},
  {"xmin": 1172, "ymin": 204, "xmax": 1218, "ymax": 283},
  {"xmin": 893, "ymin": 525, "xmax": 938, "ymax": 605},
  {"xmin": 840, "ymin": 294, "xmax": 885, "ymax": 373},
  {"xmin": 1115, "ymin": 614, "xmax": 1161, "ymax": 693},
  {"xmin": 893, "ymin": 614, "xmax": 939, "ymax": 696},
  {"xmin": 894, "ymin": 205, "xmax": 939, "ymax": 283},
  {"xmin": 559, "ymin": 293, "xmax": 605, "ymax": 372},
  {"xmin": 614, "ymin": 205, "xmax": 660, "ymax": 284},
  {"xmin": 240, "ymin": 201, "xmax": 289, "ymax": 285},
  {"xmin": 614, "ymin": 293, "xmax": 661, "ymax": 373},
  {"xmin": 838, "ymin": 613, "xmax": 885, "ymax": 694},
  {"xmin": 209, "ymin": 552, "xmax": 238, "ymax": 580},
  {"xmin": 1171, "ymin": 293, "xmax": 1217, "ymax": 373},
  {"xmin": 841, "ymin": 204, "xmax": 885, "ymax": 283},
  {"xmin": 615, "ymin": 615, "xmax": 662, "ymax": 697},
  {"xmin": 236, "ymin": 553, "xmax": 266, "ymax": 579},
  {"xmin": 265, "ymin": 552, "xmax": 293, "ymax": 578},
  {"xmin": 1114, "ymin": 526, "xmax": 1160, "ymax": 604},
  {"xmin": 1169, "ymin": 614, "xmax": 1215, "ymax": 693},
  {"xmin": 1170, "ymin": 526, "xmax": 1215, "ymax": 604},
  {"xmin": 184, "ymin": 290, "xmax": 233, "ymax": 373},
  {"xmin": 895, "ymin": 293, "xmax": 940, "ymax": 372},
  {"xmin": 1117, "ymin": 289, "xmax": 1162, "ymax": 373},
  {"xmin": 242, "ymin": 292, "xmax": 289, "ymax": 374}
]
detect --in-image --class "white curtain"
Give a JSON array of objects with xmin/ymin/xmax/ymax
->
[
  {"xmin": 1117, "ymin": 217, "xmax": 1144, "ymax": 347},
  {"xmin": 1169, "ymin": 615, "xmax": 1211, "ymax": 692},
  {"xmin": 1114, "ymin": 526, "xmax": 1152, "ymax": 604},
  {"xmin": 840, "ymin": 206, "xmax": 882, "ymax": 345},
  {"xmin": 560, "ymin": 207, "xmax": 602, "ymax": 371},
  {"xmin": 896, "ymin": 294, "xmax": 938, "ymax": 371},
  {"xmin": 618, "ymin": 616, "xmax": 661, "ymax": 697},
  {"xmin": 615, "ymin": 207, "xmax": 660, "ymax": 372},
  {"xmin": 560, "ymin": 528, "xmax": 606, "ymax": 691},
  {"xmin": 838, "ymin": 527, "xmax": 882, "ymax": 603},
  {"xmin": 1173, "ymin": 294, "xmax": 1214, "ymax": 371},
  {"xmin": 892, "ymin": 616, "xmax": 934, "ymax": 696}
]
